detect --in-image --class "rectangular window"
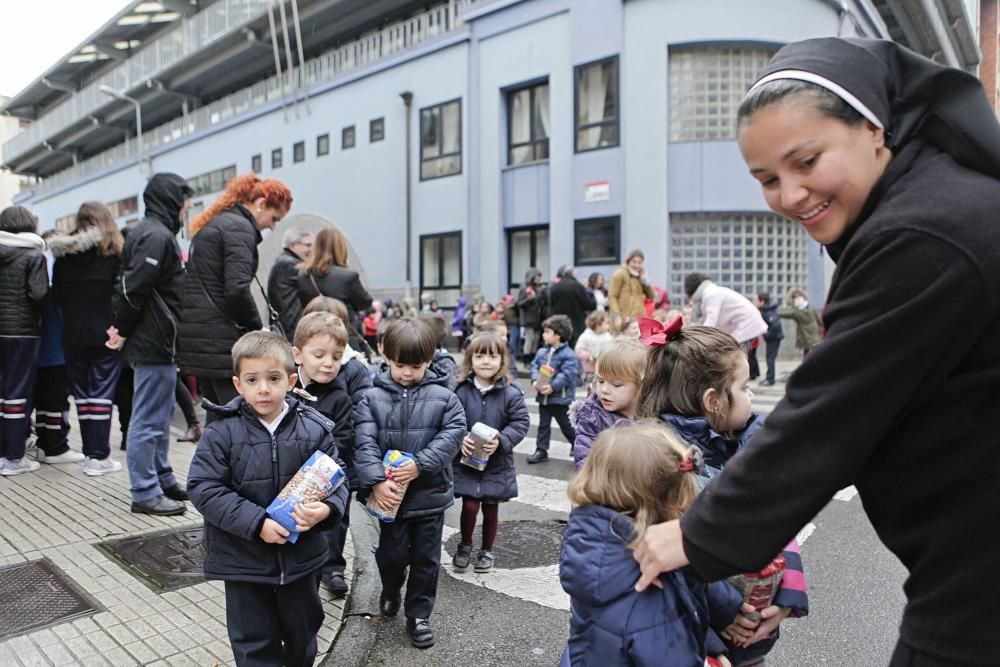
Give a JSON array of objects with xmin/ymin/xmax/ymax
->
[
  {"xmin": 293, "ymin": 141, "xmax": 305, "ymax": 163},
  {"xmin": 317, "ymin": 134, "xmax": 330, "ymax": 156},
  {"xmin": 106, "ymin": 195, "xmax": 139, "ymax": 219},
  {"xmin": 574, "ymin": 216, "xmax": 620, "ymax": 266},
  {"xmin": 575, "ymin": 57, "xmax": 619, "ymax": 152},
  {"xmin": 420, "ymin": 99, "xmax": 462, "ymax": 180},
  {"xmin": 188, "ymin": 165, "xmax": 237, "ymax": 197},
  {"xmin": 272, "ymin": 148, "xmax": 283, "ymax": 169},
  {"xmin": 507, "ymin": 81, "xmax": 550, "ymax": 166},
  {"xmin": 342, "ymin": 126, "xmax": 356, "ymax": 149},
  {"xmin": 370, "ymin": 117, "xmax": 385, "ymax": 142},
  {"xmin": 251, "ymin": 154, "xmax": 262, "ymax": 173},
  {"xmin": 507, "ymin": 225, "xmax": 550, "ymax": 293},
  {"xmin": 419, "ymin": 232, "xmax": 462, "ymax": 306}
]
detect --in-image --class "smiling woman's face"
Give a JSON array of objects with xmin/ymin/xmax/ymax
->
[{"xmin": 738, "ymin": 99, "xmax": 890, "ymax": 245}]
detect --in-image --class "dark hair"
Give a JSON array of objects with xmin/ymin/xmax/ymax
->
[
  {"xmin": 419, "ymin": 313, "xmax": 449, "ymax": 347},
  {"xmin": 542, "ymin": 314, "xmax": 573, "ymax": 344},
  {"xmin": 587, "ymin": 272, "xmax": 605, "ymax": 289},
  {"xmin": 636, "ymin": 326, "xmax": 744, "ymax": 435},
  {"xmin": 0, "ymin": 206, "xmax": 39, "ymax": 233},
  {"xmin": 757, "ymin": 291, "xmax": 771, "ymax": 306},
  {"xmin": 459, "ymin": 332, "xmax": 510, "ymax": 384},
  {"xmin": 381, "ymin": 317, "xmax": 437, "ymax": 365},
  {"xmin": 738, "ymin": 79, "xmax": 864, "ymax": 130},
  {"xmin": 683, "ymin": 273, "xmax": 709, "ymax": 298}
]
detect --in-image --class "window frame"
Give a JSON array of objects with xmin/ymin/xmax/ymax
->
[
  {"xmin": 507, "ymin": 80, "xmax": 550, "ymax": 167},
  {"xmin": 251, "ymin": 154, "xmax": 262, "ymax": 173},
  {"xmin": 574, "ymin": 216, "xmax": 621, "ymax": 266},
  {"xmin": 293, "ymin": 141, "xmax": 305, "ymax": 163},
  {"xmin": 342, "ymin": 125, "xmax": 356, "ymax": 150},
  {"xmin": 317, "ymin": 134, "xmax": 330, "ymax": 156},
  {"xmin": 370, "ymin": 117, "xmax": 385, "ymax": 143},
  {"xmin": 506, "ymin": 224, "xmax": 550, "ymax": 293},
  {"xmin": 419, "ymin": 231, "xmax": 463, "ymax": 305},
  {"xmin": 573, "ymin": 55, "xmax": 620, "ymax": 153},
  {"xmin": 271, "ymin": 148, "xmax": 283, "ymax": 169},
  {"xmin": 419, "ymin": 98, "xmax": 463, "ymax": 181}
]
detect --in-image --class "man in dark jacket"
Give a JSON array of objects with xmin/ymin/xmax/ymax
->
[
  {"xmin": 267, "ymin": 228, "xmax": 313, "ymax": 340},
  {"xmin": 546, "ymin": 266, "xmax": 594, "ymax": 347},
  {"xmin": 516, "ymin": 268, "xmax": 544, "ymax": 362},
  {"xmin": 109, "ymin": 173, "xmax": 193, "ymax": 516}
]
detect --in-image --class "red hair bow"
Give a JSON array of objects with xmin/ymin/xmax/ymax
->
[{"xmin": 638, "ymin": 315, "xmax": 682, "ymax": 347}]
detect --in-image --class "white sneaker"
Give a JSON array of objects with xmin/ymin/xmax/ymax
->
[
  {"xmin": 82, "ymin": 457, "xmax": 123, "ymax": 476},
  {"xmin": 40, "ymin": 450, "xmax": 86, "ymax": 464},
  {"xmin": 0, "ymin": 458, "xmax": 41, "ymax": 476}
]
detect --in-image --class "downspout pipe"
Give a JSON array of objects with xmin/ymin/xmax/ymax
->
[{"xmin": 401, "ymin": 91, "xmax": 413, "ymax": 298}]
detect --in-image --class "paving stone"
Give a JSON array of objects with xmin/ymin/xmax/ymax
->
[
  {"xmin": 122, "ymin": 640, "xmax": 159, "ymax": 664},
  {"xmin": 143, "ymin": 633, "xmax": 177, "ymax": 659},
  {"xmin": 40, "ymin": 641, "xmax": 76, "ymax": 666},
  {"xmin": 98, "ymin": 646, "xmax": 135, "ymax": 666},
  {"xmin": 82, "ymin": 630, "xmax": 118, "ymax": 653},
  {"xmin": 15, "ymin": 649, "xmax": 52, "ymax": 667},
  {"xmin": 62, "ymin": 635, "xmax": 100, "ymax": 659},
  {"xmin": 103, "ymin": 624, "xmax": 138, "ymax": 647}
]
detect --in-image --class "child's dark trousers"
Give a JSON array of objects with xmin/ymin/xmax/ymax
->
[
  {"xmin": 375, "ymin": 512, "xmax": 445, "ymax": 619},
  {"xmin": 224, "ymin": 570, "xmax": 323, "ymax": 667},
  {"xmin": 536, "ymin": 403, "xmax": 576, "ymax": 452}
]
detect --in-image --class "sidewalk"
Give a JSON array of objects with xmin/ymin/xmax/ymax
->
[{"xmin": 0, "ymin": 409, "xmax": 353, "ymax": 666}]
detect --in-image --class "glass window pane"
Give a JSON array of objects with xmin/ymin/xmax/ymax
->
[
  {"xmin": 509, "ymin": 231, "xmax": 532, "ymax": 290},
  {"xmin": 509, "ymin": 89, "xmax": 531, "ymax": 145},
  {"xmin": 510, "ymin": 145, "xmax": 533, "ymax": 166},
  {"xmin": 442, "ymin": 101, "xmax": 461, "ymax": 154},
  {"xmin": 422, "ymin": 238, "xmax": 441, "ymax": 287},
  {"xmin": 421, "ymin": 108, "xmax": 439, "ymax": 159},
  {"xmin": 535, "ymin": 228, "xmax": 550, "ymax": 281},
  {"xmin": 533, "ymin": 84, "xmax": 550, "ymax": 140},
  {"xmin": 575, "ymin": 218, "xmax": 619, "ymax": 264},
  {"xmin": 442, "ymin": 234, "xmax": 461, "ymax": 286}
]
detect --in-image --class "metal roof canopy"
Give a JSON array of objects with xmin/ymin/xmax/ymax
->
[{"xmin": 1, "ymin": 0, "xmax": 201, "ymax": 119}]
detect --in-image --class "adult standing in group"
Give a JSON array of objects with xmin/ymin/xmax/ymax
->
[
  {"xmin": 180, "ymin": 173, "xmax": 292, "ymax": 420},
  {"xmin": 51, "ymin": 202, "xmax": 125, "ymax": 475},
  {"xmin": 296, "ymin": 227, "xmax": 372, "ymax": 349},
  {"xmin": 683, "ymin": 273, "xmax": 767, "ymax": 347},
  {"xmin": 632, "ymin": 38, "xmax": 1000, "ymax": 666},
  {"xmin": 267, "ymin": 228, "xmax": 313, "ymax": 340},
  {"xmin": 607, "ymin": 250, "xmax": 655, "ymax": 320},
  {"xmin": 516, "ymin": 268, "xmax": 544, "ymax": 362},
  {"xmin": 108, "ymin": 173, "xmax": 193, "ymax": 516},
  {"xmin": 546, "ymin": 266, "xmax": 594, "ymax": 347},
  {"xmin": 586, "ymin": 272, "xmax": 608, "ymax": 312}
]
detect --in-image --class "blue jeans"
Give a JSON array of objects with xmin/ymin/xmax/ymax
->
[{"xmin": 127, "ymin": 363, "xmax": 178, "ymax": 502}]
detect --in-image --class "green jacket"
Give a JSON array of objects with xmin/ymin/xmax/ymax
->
[{"xmin": 778, "ymin": 305, "xmax": 823, "ymax": 349}]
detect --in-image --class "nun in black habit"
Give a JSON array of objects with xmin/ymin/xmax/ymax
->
[{"xmin": 633, "ymin": 37, "xmax": 1000, "ymax": 666}]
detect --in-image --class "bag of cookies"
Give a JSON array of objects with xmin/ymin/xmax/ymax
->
[
  {"xmin": 266, "ymin": 451, "xmax": 346, "ymax": 543},
  {"xmin": 365, "ymin": 450, "xmax": 415, "ymax": 523}
]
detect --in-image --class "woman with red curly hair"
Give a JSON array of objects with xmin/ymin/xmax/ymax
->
[{"xmin": 179, "ymin": 173, "xmax": 292, "ymax": 419}]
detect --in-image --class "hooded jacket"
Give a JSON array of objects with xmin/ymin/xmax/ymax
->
[
  {"xmin": 530, "ymin": 343, "xmax": 578, "ymax": 406},
  {"xmin": 429, "ymin": 349, "xmax": 459, "ymax": 391},
  {"xmin": 661, "ymin": 413, "xmax": 765, "ymax": 476},
  {"xmin": 759, "ymin": 303, "xmax": 784, "ymax": 342},
  {"xmin": 0, "ymin": 230, "xmax": 47, "ymax": 336},
  {"xmin": 353, "ymin": 365, "xmax": 466, "ymax": 518},
  {"xmin": 451, "ymin": 375, "xmax": 530, "ymax": 501},
  {"xmin": 112, "ymin": 173, "xmax": 191, "ymax": 364},
  {"xmin": 187, "ymin": 395, "xmax": 348, "ymax": 585},
  {"xmin": 295, "ymin": 379, "xmax": 356, "ymax": 488},
  {"xmin": 547, "ymin": 274, "xmax": 594, "ymax": 344},
  {"xmin": 778, "ymin": 304, "xmax": 822, "ymax": 349},
  {"xmin": 267, "ymin": 247, "xmax": 305, "ymax": 341},
  {"xmin": 50, "ymin": 227, "xmax": 121, "ymax": 351},
  {"xmin": 516, "ymin": 268, "xmax": 544, "ymax": 328},
  {"xmin": 560, "ymin": 504, "xmax": 742, "ymax": 667},
  {"xmin": 180, "ymin": 204, "xmax": 263, "ymax": 378},
  {"xmin": 572, "ymin": 394, "xmax": 629, "ymax": 469}
]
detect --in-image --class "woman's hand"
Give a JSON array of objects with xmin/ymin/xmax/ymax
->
[{"xmin": 632, "ymin": 520, "xmax": 689, "ymax": 591}]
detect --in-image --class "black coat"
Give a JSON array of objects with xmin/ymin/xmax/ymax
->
[
  {"xmin": 759, "ymin": 303, "xmax": 784, "ymax": 342},
  {"xmin": 180, "ymin": 205, "xmax": 263, "ymax": 378},
  {"xmin": 298, "ymin": 379, "xmax": 356, "ymax": 488},
  {"xmin": 296, "ymin": 266, "xmax": 372, "ymax": 331},
  {"xmin": 337, "ymin": 357, "xmax": 371, "ymax": 406},
  {"xmin": 0, "ymin": 232, "xmax": 47, "ymax": 336},
  {"xmin": 547, "ymin": 275, "xmax": 593, "ymax": 343},
  {"xmin": 50, "ymin": 227, "xmax": 120, "ymax": 351},
  {"xmin": 451, "ymin": 376, "xmax": 530, "ymax": 501},
  {"xmin": 187, "ymin": 396, "xmax": 349, "ymax": 585},
  {"xmin": 354, "ymin": 366, "xmax": 466, "ymax": 518},
  {"xmin": 112, "ymin": 173, "xmax": 190, "ymax": 364},
  {"xmin": 516, "ymin": 269, "xmax": 544, "ymax": 328},
  {"xmin": 267, "ymin": 248, "xmax": 303, "ymax": 341}
]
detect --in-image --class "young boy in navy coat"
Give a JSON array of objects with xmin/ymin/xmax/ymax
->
[
  {"xmin": 188, "ymin": 331, "xmax": 349, "ymax": 666},
  {"xmin": 527, "ymin": 314, "xmax": 579, "ymax": 463},
  {"xmin": 354, "ymin": 317, "xmax": 466, "ymax": 649}
]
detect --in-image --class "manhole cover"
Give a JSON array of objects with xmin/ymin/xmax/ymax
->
[
  {"xmin": 0, "ymin": 559, "xmax": 101, "ymax": 641},
  {"xmin": 445, "ymin": 520, "xmax": 566, "ymax": 569},
  {"xmin": 96, "ymin": 527, "xmax": 205, "ymax": 592}
]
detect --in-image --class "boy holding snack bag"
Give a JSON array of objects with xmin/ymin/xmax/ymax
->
[
  {"xmin": 354, "ymin": 317, "xmax": 466, "ymax": 649},
  {"xmin": 527, "ymin": 314, "xmax": 579, "ymax": 464},
  {"xmin": 187, "ymin": 331, "xmax": 349, "ymax": 666}
]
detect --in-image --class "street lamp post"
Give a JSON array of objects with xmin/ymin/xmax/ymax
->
[{"xmin": 99, "ymin": 85, "xmax": 147, "ymax": 175}]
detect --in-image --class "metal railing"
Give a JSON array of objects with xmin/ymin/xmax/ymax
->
[{"xmin": 28, "ymin": 0, "xmax": 484, "ymax": 197}]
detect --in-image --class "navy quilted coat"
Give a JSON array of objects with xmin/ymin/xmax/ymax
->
[
  {"xmin": 452, "ymin": 376, "xmax": 530, "ymax": 501},
  {"xmin": 187, "ymin": 395, "xmax": 348, "ymax": 585}
]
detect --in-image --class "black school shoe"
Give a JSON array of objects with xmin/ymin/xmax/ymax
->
[
  {"xmin": 131, "ymin": 495, "xmax": 186, "ymax": 516},
  {"xmin": 162, "ymin": 484, "xmax": 189, "ymax": 502},
  {"xmin": 380, "ymin": 592, "xmax": 400, "ymax": 617},
  {"xmin": 406, "ymin": 618, "xmax": 434, "ymax": 649},
  {"xmin": 323, "ymin": 573, "xmax": 349, "ymax": 598},
  {"xmin": 527, "ymin": 449, "xmax": 548, "ymax": 464}
]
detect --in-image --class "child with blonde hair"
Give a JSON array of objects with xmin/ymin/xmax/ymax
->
[
  {"xmin": 560, "ymin": 420, "xmax": 742, "ymax": 666},
  {"xmin": 574, "ymin": 310, "xmax": 612, "ymax": 386},
  {"xmin": 571, "ymin": 338, "xmax": 647, "ymax": 469}
]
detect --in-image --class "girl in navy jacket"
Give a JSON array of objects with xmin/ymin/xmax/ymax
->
[
  {"xmin": 451, "ymin": 332, "xmax": 530, "ymax": 573},
  {"xmin": 560, "ymin": 420, "xmax": 742, "ymax": 666}
]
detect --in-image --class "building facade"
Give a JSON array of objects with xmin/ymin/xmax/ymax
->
[{"xmin": 2, "ymin": 0, "xmax": 980, "ymax": 306}]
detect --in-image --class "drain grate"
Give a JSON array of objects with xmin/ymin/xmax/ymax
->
[
  {"xmin": 96, "ymin": 527, "xmax": 206, "ymax": 592},
  {"xmin": 0, "ymin": 559, "xmax": 101, "ymax": 641},
  {"xmin": 445, "ymin": 520, "xmax": 566, "ymax": 569}
]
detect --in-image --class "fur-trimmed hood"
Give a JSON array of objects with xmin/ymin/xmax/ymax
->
[{"xmin": 47, "ymin": 226, "xmax": 103, "ymax": 257}]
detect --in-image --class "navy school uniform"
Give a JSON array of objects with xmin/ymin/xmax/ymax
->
[{"xmin": 529, "ymin": 342, "xmax": 579, "ymax": 452}]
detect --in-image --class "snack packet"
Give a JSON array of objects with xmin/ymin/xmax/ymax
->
[
  {"xmin": 365, "ymin": 450, "xmax": 415, "ymax": 522},
  {"xmin": 534, "ymin": 363, "xmax": 555, "ymax": 389},
  {"xmin": 726, "ymin": 553, "xmax": 787, "ymax": 632},
  {"xmin": 461, "ymin": 422, "xmax": 500, "ymax": 471},
  {"xmin": 265, "ymin": 451, "xmax": 346, "ymax": 543}
]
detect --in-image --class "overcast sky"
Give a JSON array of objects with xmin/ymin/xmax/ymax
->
[{"xmin": 2, "ymin": 0, "xmax": 132, "ymax": 98}]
